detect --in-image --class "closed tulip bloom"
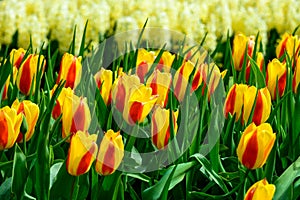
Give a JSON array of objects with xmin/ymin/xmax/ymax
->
[
  {"xmin": 243, "ymin": 86, "xmax": 271, "ymax": 125},
  {"xmin": 266, "ymin": 59, "xmax": 287, "ymax": 100},
  {"xmin": 151, "ymin": 107, "xmax": 179, "ymax": 149},
  {"xmin": 50, "ymin": 85, "xmax": 74, "ymax": 119},
  {"xmin": 237, "ymin": 123, "xmax": 275, "ymax": 169},
  {"xmin": 155, "ymin": 51, "xmax": 175, "ymax": 72},
  {"xmin": 293, "ymin": 57, "xmax": 300, "ymax": 93},
  {"xmin": 10, "ymin": 48, "xmax": 26, "ymax": 69},
  {"xmin": 173, "ymin": 60, "xmax": 194, "ymax": 102},
  {"xmin": 62, "ymin": 95, "xmax": 91, "ymax": 141},
  {"xmin": 276, "ymin": 32, "xmax": 300, "ymax": 60},
  {"xmin": 244, "ymin": 179, "xmax": 275, "ymax": 200},
  {"xmin": 146, "ymin": 69, "xmax": 172, "ymax": 107},
  {"xmin": 246, "ymin": 52, "xmax": 264, "ymax": 82},
  {"xmin": 2, "ymin": 74, "xmax": 10, "ymax": 100},
  {"xmin": 66, "ymin": 131, "xmax": 98, "ymax": 176},
  {"xmin": 232, "ymin": 33, "xmax": 255, "ymax": 71},
  {"xmin": 56, "ymin": 53, "xmax": 82, "ymax": 89},
  {"xmin": 11, "ymin": 99, "xmax": 39, "ymax": 142},
  {"xmin": 16, "ymin": 54, "xmax": 45, "ymax": 96},
  {"xmin": 95, "ymin": 130, "xmax": 124, "ymax": 175},
  {"xmin": 224, "ymin": 83, "xmax": 248, "ymax": 121},
  {"xmin": 94, "ymin": 68, "xmax": 113, "ymax": 105},
  {"xmin": 136, "ymin": 49, "xmax": 155, "ymax": 82},
  {"xmin": 0, "ymin": 106, "xmax": 23, "ymax": 150}
]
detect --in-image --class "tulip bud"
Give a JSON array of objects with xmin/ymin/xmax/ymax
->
[
  {"xmin": 266, "ymin": 59, "xmax": 287, "ymax": 100},
  {"xmin": 244, "ymin": 179, "xmax": 275, "ymax": 200},
  {"xmin": 243, "ymin": 86, "xmax": 271, "ymax": 125},
  {"xmin": 11, "ymin": 99, "xmax": 40, "ymax": 142},
  {"xmin": 1, "ymin": 74, "xmax": 10, "ymax": 100},
  {"xmin": 10, "ymin": 48, "xmax": 26, "ymax": 69},
  {"xmin": 146, "ymin": 69, "xmax": 172, "ymax": 107},
  {"xmin": 56, "ymin": 53, "xmax": 82, "ymax": 89},
  {"xmin": 50, "ymin": 85, "xmax": 74, "ymax": 119},
  {"xmin": 155, "ymin": 51, "xmax": 175, "ymax": 72},
  {"xmin": 94, "ymin": 68, "xmax": 113, "ymax": 105},
  {"xmin": 293, "ymin": 56, "xmax": 300, "ymax": 93},
  {"xmin": 173, "ymin": 60, "xmax": 194, "ymax": 102},
  {"xmin": 136, "ymin": 49, "xmax": 155, "ymax": 82},
  {"xmin": 0, "ymin": 106, "xmax": 23, "ymax": 150},
  {"xmin": 224, "ymin": 83, "xmax": 248, "ymax": 121},
  {"xmin": 151, "ymin": 107, "xmax": 179, "ymax": 149},
  {"xmin": 246, "ymin": 52, "xmax": 264, "ymax": 82},
  {"xmin": 232, "ymin": 33, "xmax": 255, "ymax": 71},
  {"xmin": 66, "ymin": 131, "xmax": 98, "ymax": 176},
  {"xmin": 95, "ymin": 130, "xmax": 124, "ymax": 175},
  {"xmin": 62, "ymin": 95, "xmax": 91, "ymax": 141},
  {"xmin": 16, "ymin": 54, "xmax": 45, "ymax": 96},
  {"xmin": 237, "ymin": 123, "xmax": 275, "ymax": 169},
  {"xmin": 276, "ymin": 33, "xmax": 300, "ymax": 60}
]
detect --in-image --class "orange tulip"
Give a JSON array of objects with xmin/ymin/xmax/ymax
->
[
  {"xmin": 56, "ymin": 53, "xmax": 82, "ymax": 89},
  {"xmin": 66, "ymin": 131, "xmax": 97, "ymax": 176},
  {"xmin": 95, "ymin": 130, "xmax": 124, "ymax": 175},
  {"xmin": 94, "ymin": 68, "xmax": 113, "ymax": 105},
  {"xmin": 0, "ymin": 106, "xmax": 23, "ymax": 150},
  {"xmin": 237, "ymin": 123, "xmax": 275, "ymax": 169},
  {"xmin": 244, "ymin": 179, "xmax": 275, "ymax": 200}
]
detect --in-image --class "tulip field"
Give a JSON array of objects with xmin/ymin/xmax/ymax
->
[{"xmin": 1, "ymin": 12, "xmax": 300, "ymax": 200}]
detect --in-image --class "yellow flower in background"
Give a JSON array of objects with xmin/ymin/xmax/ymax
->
[
  {"xmin": 146, "ymin": 69, "xmax": 172, "ymax": 107},
  {"xmin": 11, "ymin": 99, "xmax": 39, "ymax": 142},
  {"xmin": 237, "ymin": 123, "xmax": 275, "ymax": 169},
  {"xmin": 10, "ymin": 48, "xmax": 26, "ymax": 69},
  {"xmin": 0, "ymin": 106, "xmax": 22, "ymax": 150},
  {"xmin": 266, "ymin": 59, "xmax": 287, "ymax": 100},
  {"xmin": 224, "ymin": 83, "xmax": 248, "ymax": 121},
  {"xmin": 16, "ymin": 54, "xmax": 45, "ymax": 96},
  {"xmin": 151, "ymin": 106, "xmax": 179, "ymax": 149},
  {"xmin": 276, "ymin": 32, "xmax": 300, "ymax": 60},
  {"xmin": 50, "ymin": 85, "xmax": 74, "ymax": 119},
  {"xmin": 243, "ymin": 86, "xmax": 271, "ymax": 125},
  {"xmin": 95, "ymin": 130, "xmax": 124, "ymax": 176},
  {"xmin": 244, "ymin": 179, "xmax": 275, "ymax": 200},
  {"xmin": 56, "ymin": 53, "xmax": 82, "ymax": 89},
  {"xmin": 62, "ymin": 95, "xmax": 91, "ymax": 141},
  {"xmin": 94, "ymin": 68, "xmax": 113, "ymax": 105},
  {"xmin": 136, "ymin": 48, "xmax": 155, "ymax": 83},
  {"xmin": 66, "ymin": 131, "xmax": 98, "ymax": 176}
]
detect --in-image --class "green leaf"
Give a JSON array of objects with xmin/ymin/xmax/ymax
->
[
  {"xmin": 12, "ymin": 144, "xmax": 28, "ymax": 200},
  {"xmin": 99, "ymin": 171, "xmax": 122, "ymax": 200},
  {"xmin": 248, "ymin": 56, "xmax": 266, "ymax": 88},
  {"xmin": 0, "ymin": 177, "xmax": 12, "ymax": 200}
]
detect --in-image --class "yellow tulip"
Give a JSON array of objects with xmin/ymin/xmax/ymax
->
[
  {"xmin": 50, "ymin": 85, "xmax": 74, "ymax": 119},
  {"xmin": 10, "ymin": 48, "xmax": 26, "ymax": 69},
  {"xmin": 276, "ymin": 32, "xmax": 300, "ymax": 60},
  {"xmin": 244, "ymin": 179, "xmax": 275, "ymax": 200},
  {"xmin": 94, "ymin": 68, "xmax": 113, "ymax": 105},
  {"xmin": 136, "ymin": 48, "xmax": 155, "ymax": 82},
  {"xmin": 155, "ymin": 51, "xmax": 175, "ymax": 72},
  {"xmin": 293, "ymin": 56, "xmax": 300, "ymax": 93}
]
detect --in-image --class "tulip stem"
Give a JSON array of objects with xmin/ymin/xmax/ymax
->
[{"xmin": 52, "ymin": 134, "xmax": 71, "ymax": 149}]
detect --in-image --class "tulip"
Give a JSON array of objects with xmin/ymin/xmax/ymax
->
[
  {"xmin": 10, "ymin": 48, "xmax": 26, "ymax": 69},
  {"xmin": 237, "ymin": 123, "xmax": 275, "ymax": 169},
  {"xmin": 293, "ymin": 56, "xmax": 300, "ymax": 93},
  {"xmin": 136, "ymin": 48, "xmax": 155, "ymax": 82},
  {"xmin": 95, "ymin": 130, "xmax": 124, "ymax": 175},
  {"xmin": 50, "ymin": 85, "xmax": 74, "ymax": 119},
  {"xmin": 245, "ymin": 52, "xmax": 264, "ymax": 82},
  {"xmin": 243, "ymin": 86, "xmax": 271, "ymax": 125},
  {"xmin": 0, "ymin": 106, "xmax": 23, "ymax": 150},
  {"xmin": 146, "ymin": 69, "xmax": 172, "ymax": 107},
  {"xmin": 2, "ymin": 74, "xmax": 10, "ymax": 100},
  {"xmin": 66, "ymin": 131, "xmax": 98, "ymax": 176},
  {"xmin": 266, "ymin": 59, "xmax": 287, "ymax": 100},
  {"xmin": 94, "ymin": 68, "xmax": 113, "ymax": 105},
  {"xmin": 56, "ymin": 53, "xmax": 82, "ymax": 89},
  {"xmin": 173, "ymin": 60, "xmax": 194, "ymax": 102},
  {"xmin": 276, "ymin": 32, "xmax": 300, "ymax": 60},
  {"xmin": 16, "ymin": 54, "xmax": 45, "ymax": 96},
  {"xmin": 244, "ymin": 179, "xmax": 275, "ymax": 200},
  {"xmin": 224, "ymin": 83, "xmax": 248, "ymax": 121},
  {"xmin": 62, "ymin": 95, "xmax": 91, "ymax": 141},
  {"xmin": 155, "ymin": 51, "xmax": 175, "ymax": 72},
  {"xmin": 151, "ymin": 107, "xmax": 179, "ymax": 149},
  {"xmin": 11, "ymin": 99, "xmax": 39, "ymax": 142},
  {"xmin": 232, "ymin": 33, "xmax": 255, "ymax": 71}
]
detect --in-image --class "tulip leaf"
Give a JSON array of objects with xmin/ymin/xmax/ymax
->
[
  {"xmin": 0, "ymin": 177, "xmax": 12, "ymax": 200},
  {"xmin": 248, "ymin": 56, "xmax": 266, "ymax": 88},
  {"xmin": 99, "ymin": 171, "xmax": 122, "ymax": 200},
  {"xmin": 12, "ymin": 144, "xmax": 28, "ymax": 200}
]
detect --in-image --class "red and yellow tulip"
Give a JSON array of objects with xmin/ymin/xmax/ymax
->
[
  {"xmin": 276, "ymin": 32, "xmax": 300, "ymax": 60},
  {"xmin": 62, "ymin": 95, "xmax": 91, "ymax": 141},
  {"xmin": 245, "ymin": 52, "xmax": 264, "ymax": 82},
  {"xmin": 0, "ymin": 106, "xmax": 23, "ymax": 150},
  {"xmin": 266, "ymin": 59, "xmax": 287, "ymax": 100},
  {"xmin": 293, "ymin": 56, "xmax": 300, "ymax": 93},
  {"xmin": 50, "ymin": 85, "xmax": 74, "ymax": 119},
  {"xmin": 136, "ymin": 49, "xmax": 155, "ymax": 82},
  {"xmin": 244, "ymin": 179, "xmax": 275, "ymax": 200},
  {"xmin": 66, "ymin": 131, "xmax": 97, "ymax": 176},
  {"xmin": 11, "ymin": 99, "xmax": 39, "ymax": 142},
  {"xmin": 146, "ymin": 69, "xmax": 172, "ymax": 107},
  {"xmin": 151, "ymin": 106, "xmax": 179, "ymax": 149},
  {"xmin": 56, "ymin": 53, "xmax": 82, "ymax": 89},
  {"xmin": 155, "ymin": 51, "xmax": 175, "ymax": 72},
  {"xmin": 10, "ymin": 48, "xmax": 26, "ymax": 69},
  {"xmin": 237, "ymin": 123, "xmax": 275, "ymax": 169},
  {"xmin": 94, "ymin": 68, "xmax": 113, "ymax": 105},
  {"xmin": 95, "ymin": 129, "xmax": 124, "ymax": 175}
]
